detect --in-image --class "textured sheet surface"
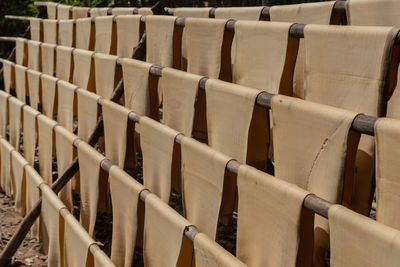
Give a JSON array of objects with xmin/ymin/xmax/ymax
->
[{"xmin": 181, "ymin": 136, "xmax": 231, "ymax": 239}]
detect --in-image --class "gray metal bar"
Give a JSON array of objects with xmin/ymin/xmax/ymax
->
[
  {"xmin": 167, "ymin": 1, "xmax": 347, "ymax": 18},
  {"xmin": 0, "ymin": 31, "xmax": 379, "ymax": 137},
  {"xmin": 6, "ymin": 13, "xmax": 400, "ymax": 46},
  {"xmin": 0, "ymin": 37, "xmax": 17, "ymax": 42}
]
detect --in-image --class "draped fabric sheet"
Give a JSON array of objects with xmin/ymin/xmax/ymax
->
[
  {"xmin": 184, "ymin": 18, "xmax": 229, "ymax": 79},
  {"xmin": 40, "ymin": 74, "xmax": 58, "ymax": 118},
  {"xmin": 27, "ymin": 69, "xmax": 41, "ymax": 110},
  {"xmin": 76, "ymin": 18, "xmax": 94, "ymax": 50},
  {"xmin": 270, "ymin": 1, "xmax": 336, "ymax": 23},
  {"xmin": 173, "ymin": 8, "xmax": 211, "ymax": 18},
  {"xmin": 122, "ymin": 58, "xmax": 152, "ymax": 114},
  {"xmin": 304, "ymin": 25, "xmax": 398, "ymax": 217},
  {"xmin": 40, "ymin": 185, "xmax": 66, "ymax": 267},
  {"xmin": 345, "ymin": 0, "xmax": 400, "ymax": 121},
  {"xmin": 73, "ymin": 49, "xmax": 95, "ymax": 91},
  {"xmin": 146, "ymin": 15, "xmax": 178, "ymax": 103},
  {"xmin": 102, "ymin": 100, "xmax": 135, "ymax": 168},
  {"xmin": 146, "ymin": 15, "xmax": 177, "ymax": 67},
  {"xmin": 194, "ymin": 233, "xmax": 246, "ymax": 267},
  {"xmin": 63, "ymin": 213, "xmax": 96, "ymax": 267},
  {"xmin": 38, "ymin": 115, "xmax": 57, "ymax": 185},
  {"xmin": 2, "ymin": 60, "xmax": 14, "ymax": 93},
  {"xmin": 214, "ymin": 7, "xmax": 264, "ymax": 20},
  {"xmin": 232, "ymin": 21, "xmax": 296, "ymax": 95},
  {"xmin": 41, "ymin": 43, "xmax": 56, "ymax": 76},
  {"xmin": 72, "ymin": 7, "xmax": 90, "ymax": 19},
  {"xmin": 304, "ymin": 24, "xmax": 397, "ymax": 109},
  {"xmin": 15, "ymin": 65, "xmax": 27, "ymax": 102},
  {"xmin": 0, "ymin": 138, "xmax": 14, "ymax": 196},
  {"xmin": 11, "ymin": 151, "xmax": 27, "ymax": 216},
  {"xmin": 46, "ymin": 2, "xmax": 57, "ymax": 19},
  {"xmin": 181, "ymin": 136, "xmax": 231, "ymax": 239},
  {"xmin": 269, "ymin": 1, "xmax": 336, "ymax": 99},
  {"xmin": 27, "ymin": 40, "xmax": 40, "ymax": 71},
  {"xmin": 144, "ymin": 193, "xmax": 192, "ymax": 267},
  {"xmin": 329, "ymin": 204, "xmax": 400, "ymax": 267},
  {"xmin": 140, "ymin": 117, "xmax": 179, "ymax": 202},
  {"xmin": 57, "ymin": 4, "xmax": 71, "ymax": 19},
  {"xmin": 206, "ymin": 79, "xmax": 269, "ymax": 169},
  {"xmin": 237, "ymin": 164, "xmax": 313, "ymax": 267},
  {"xmin": 94, "ymin": 53, "xmax": 118, "ymax": 99},
  {"xmin": 346, "ymin": 0, "xmax": 400, "ymax": 26},
  {"xmin": 30, "ymin": 18, "xmax": 42, "ymax": 42},
  {"xmin": 271, "ymin": 95, "xmax": 359, "ymax": 267},
  {"xmin": 14, "ymin": 66, "xmax": 25, "ymax": 105},
  {"xmin": 23, "ymin": 106, "xmax": 40, "ymax": 166},
  {"xmin": 0, "ymin": 91, "xmax": 8, "ymax": 138},
  {"xmin": 138, "ymin": 8, "xmax": 153, "ymax": 15},
  {"xmin": 109, "ymin": 166, "xmax": 144, "ymax": 267},
  {"xmin": 95, "ymin": 16, "xmax": 117, "ymax": 54},
  {"xmin": 43, "ymin": 19, "xmax": 57, "ymax": 44},
  {"xmin": 90, "ymin": 8, "xmax": 109, "ymax": 17},
  {"xmin": 77, "ymin": 142, "xmax": 106, "ymax": 236},
  {"xmin": 159, "ymin": 67, "xmax": 201, "ymax": 136},
  {"xmin": 112, "ymin": 8, "xmax": 136, "ymax": 15},
  {"xmin": 25, "ymin": 165, "xmax": 43, "ymax": 239},
  {"xmin": 8, "ymin": 97, "xmax": 23, "ymax": 150},
  {"xmin": 9, "ymin": 97, "xmax": 22, "ymax": 151},
  {"xmin": 15, "ymin": 38, "xmax": 26, "ymax": 66},
  {"xmin": 58, "ymin": 20, "xmax": 74, "ymax": 47},
  {"xmin": 55, "ymin": 126, "xmax": 77, "ymax": 211},
  {"xmin": 77, "ymin": 89, "xmax": 100, "ymax": 142},
  {"xmin": 26, "ymin": 66, "xmax": 41, "ymax": 109},
  {"xmin": 375, "ymin": 118, "xmax": 400, "ymax": 230},
  {"xmin": 184, "ymin": 19, "xmax": 230, "ymax": 140},
  {"xmin": 56, "ymin": 46, "xmax": 74, "ymax": 82},
  {"xmin": 116, "ymin": 15, "xmax": 141, "ymax": 58},
  {"xmin": 57, "ymin": 80, "xmax": 76, "ymax": 132}
]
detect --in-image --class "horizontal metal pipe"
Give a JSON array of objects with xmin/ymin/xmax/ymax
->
[
  {"xmin": 146, "ymin": 65, "xmax": 376, "ymax": 136},
  {"xmin": 4, "ymin": 15, "xmax": 32, "ymax": 21},
  {"xmin": 34, "ymin": 0, "xmax": 347, "ymax": 20},
  {"xmin": 1, "ymin": 35, "xmax": 378, "ymax": 137},
  {"xmin": 33, "ymin": 2, "xmax": 138, "ymax": 16},
  {"xmin": 34, "ymin": 0, "xmax": 348, "ymax": 14},
  {"xmin": 166, "ymin": 0, "xmax": 347, "ymax": 18},
  {"xmin": 123, "ymin": 58, "xmax": 378, "ymax": 135},
  {"xmin": 0, "ymin": 37, "xmax": 17, "ymax": 42},
  {"xmin": 5, "ymin": 14, "xmax": 144, "ymax": 24},
  {"xmin": 6, "ymin": 13, "xmax": 400, "ymax": 45},
  {"xmin": 127, "ymin": 108, "xmax": 334, "ymax": 221}
]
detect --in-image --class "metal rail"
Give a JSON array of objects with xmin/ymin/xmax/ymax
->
[
  {"xmin": 6, "ymin": 12, "xmax": 400, "ymax": 45},
  {"xmin": 0, "ymin": 37, "xmax": 378, "ymax": 137},
  {"xmin": 165, "ymin": 0, "xmax": 347, "ymax": 19},
  {"xmin": 33, "ymin": 1, "xmax": 138, "ymax": 16}
]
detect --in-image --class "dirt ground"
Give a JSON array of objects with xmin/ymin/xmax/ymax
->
[{"xmin": 0, "ymin": 193, "xmax": 47, "ymax": 267}]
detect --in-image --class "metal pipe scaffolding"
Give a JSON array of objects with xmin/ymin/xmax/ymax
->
[
  {"xmin": 0, "ymin": 2, "xmax": 383, "ymax": 260},
  {"xmin": 32, "ymin": 0, "xmax": 348, "ymax": 19},
  {"xmin": 2, "ymin": 41, "xmax": 376, "ymax": 222},
  {"xmin": 5, "ymin": 11, "xmax": 400, "ymax": 45},
  {"xmin": 0, "ymin": 35, "xmax": 378, "ymax": 137}
]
